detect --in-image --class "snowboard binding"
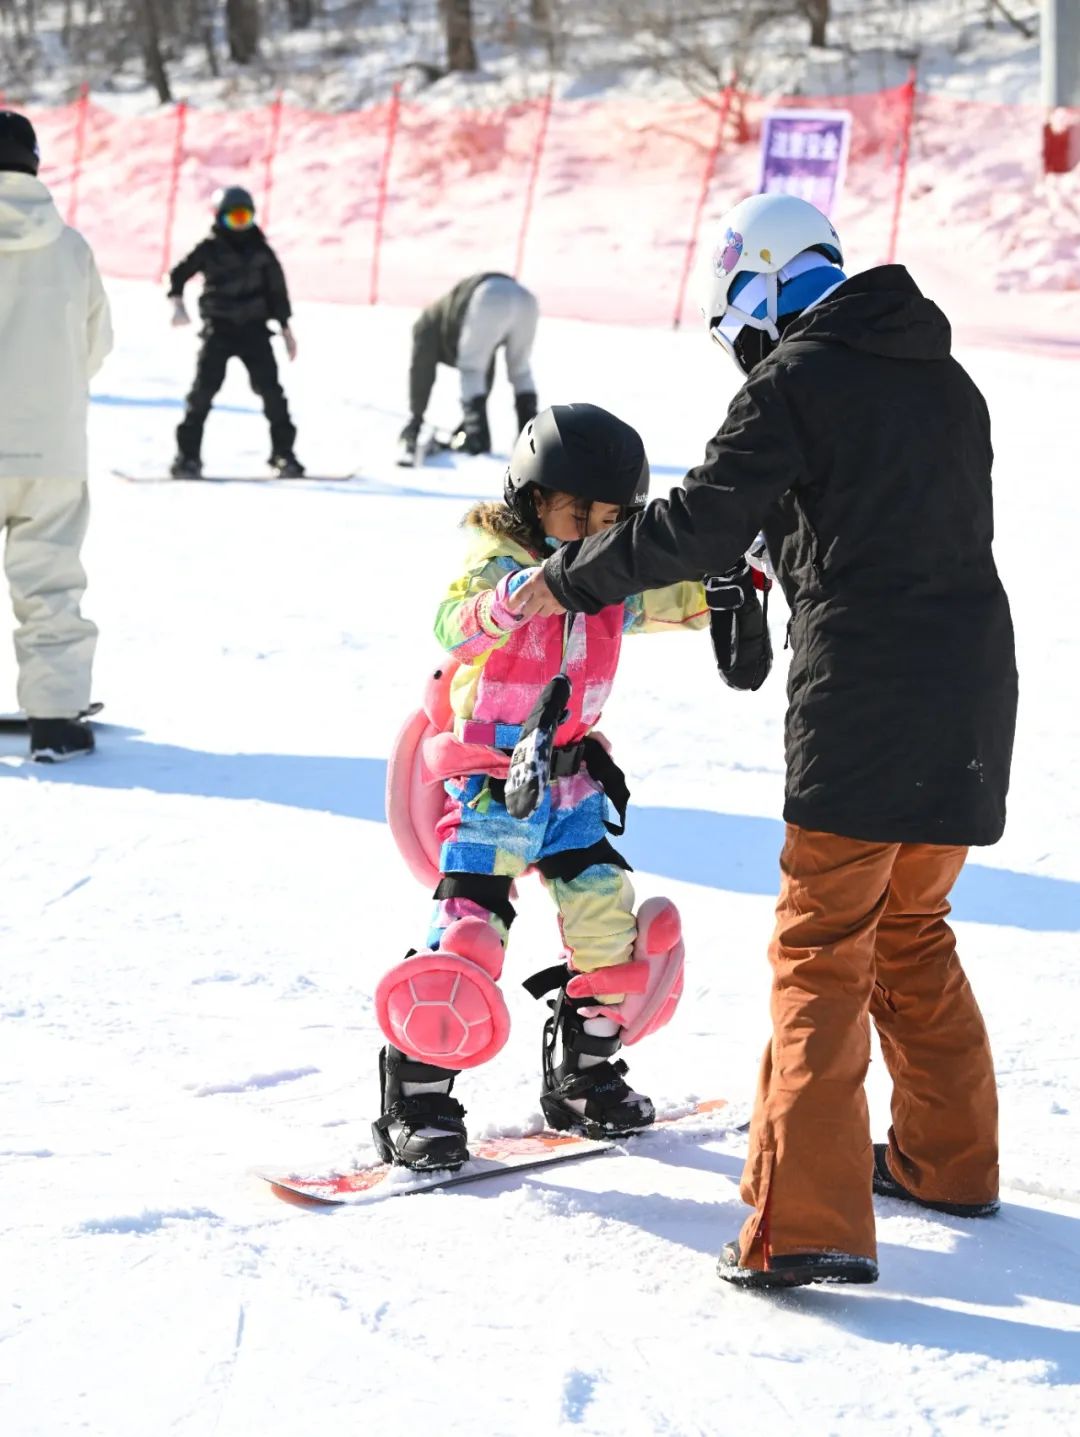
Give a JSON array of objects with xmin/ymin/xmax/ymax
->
[
  {"xmin": 536, "ymin": 984, "xmax": 655, "ymax": 1139},
  {"xmin": 371, "ymin": 1044, "xmax": 469, "ymax": 1172}
]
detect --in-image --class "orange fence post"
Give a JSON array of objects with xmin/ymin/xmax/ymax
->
[
  {"xmin": 262, "ymin": 90, "xmax": 284, "ymax": 232},
  {"xmin": 886, "ymin": 64, "xmax": 918, "ymax": 264},
  {"xmin": 514, "ymin": 83, "xmax": 554, "ymax": 280},
  {"xmin": 68, "ymin": 82, "xmax": 90, "ymax": 227},
  {"xmin": 160, "ymin": 101, "xmax": 188, "ymax": 281},
  {"xmin": 369, "ymin": 82, "xmax": 402, "ymax": 306},
  {"xmin": 672, "ymin": 82, "xmax": 735, "ymax": 329}
]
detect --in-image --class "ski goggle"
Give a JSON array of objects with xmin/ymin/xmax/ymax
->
[{"xmin": 220, "ymin": 206, "xmax": 255, "ymax": 231}]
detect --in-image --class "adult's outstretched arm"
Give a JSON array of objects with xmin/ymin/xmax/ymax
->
[{"xmin": 544, "ymin": 366, "xmax": 806, "ymax": 613}]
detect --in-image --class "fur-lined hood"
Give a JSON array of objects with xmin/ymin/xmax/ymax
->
[{"xmin": 461, "ymin": 500, "xmax": 541, "ymax": 555}]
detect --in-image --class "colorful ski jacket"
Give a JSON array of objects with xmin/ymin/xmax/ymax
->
[{"xmin": 434, "ymin": 520, "xmax": 708, "ymax": 752}]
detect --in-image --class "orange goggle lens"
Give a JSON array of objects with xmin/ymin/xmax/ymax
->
[{"xmin": 221, "ymin": 207, "xmax": 255, "ymax": 230}]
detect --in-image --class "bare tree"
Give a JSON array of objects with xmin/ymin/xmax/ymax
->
[
  {"xmin": 285, "ymin": 0, "xmax": 315, "ymax": 27},
  {"xmin": 226, "ymin": 0, "xmax": 260, "ymax": 64},
  {"xmin": 441, "ymin": 0, "xmax": 477, "ymax": 73},
  {"xmin": 801, "ymin": 0, "xmax": 829, "ymax": 48},
  {"xmin": 137, "ymin": 0, "xmax": 172, "ymax": 103}
]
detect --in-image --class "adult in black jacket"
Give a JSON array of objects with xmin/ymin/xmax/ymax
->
[
  {"xmin": 514, "ymin": 194, "xmax": 1017, "ymax": 1289},
  {"xmin": 167, "ymin": 186, "xmax": 303, "ymax": 478},
  {"xmin": 398, "ymin": 272, "xmax": 539, "ymax": 462}
]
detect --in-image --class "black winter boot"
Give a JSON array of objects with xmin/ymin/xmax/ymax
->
[
  {"xmin": 514, "ymin": 390, "xmax": 538, "ymax": 432},
  {"xmin": 170, "ymin": 455, "xmax": 203, "ymax": 479},
  {"xmin": 537, "ymin": 984, "xmax": 655, "ymax": 1138},
  {"xmin": 28, "ymin": 717, "xmax": 95, "ymax": 763},
  {"xmin": 371, "ymin": 1045, "xmax": 469, "ymax": 1172},
  {"xmin": 872, "ymin": 1144, "xmax": 1000, "ymax": 1217},
  {"xmin": 397, "ymin": 416, "xmax": 423, "ymax": 467},
  {"xmin": 449, "ymin": 397, "xmax": 491, "ymax": 455},
  {"xmin": 717, "ymin": 1241, "xmax": 879, "ymax": 1289},
  {"xmin": 270, "ymin": 453, "xmax": 306, "ymax": 478}
]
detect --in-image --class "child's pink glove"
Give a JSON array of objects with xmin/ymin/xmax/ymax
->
[{"xmin": 490, "ymin": 568, "xmax": 540, "ymax": 631}]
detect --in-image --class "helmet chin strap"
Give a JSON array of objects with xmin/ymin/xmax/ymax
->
[{"xmin": 711, "ymin": 249, "xmax": 840, "ymax": 356}]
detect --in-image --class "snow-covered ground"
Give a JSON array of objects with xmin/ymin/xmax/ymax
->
[{"xmin": 1, "ymin": 281, "xmax": 1078, "ymax": 1436}]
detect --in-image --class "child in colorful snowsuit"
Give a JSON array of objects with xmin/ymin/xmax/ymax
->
[{"xmin": 373, "ymin": 404, "xmax": 711, "ymax": 1171}]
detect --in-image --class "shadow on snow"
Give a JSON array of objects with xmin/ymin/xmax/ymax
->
[{"xmin": 3, "ymin": 731, "xmax": 1076, "ymax": 933}]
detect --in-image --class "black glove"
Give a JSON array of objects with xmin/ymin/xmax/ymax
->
[
  {"xmin": 514, "ymin": 390, "xmax": 538, "ymax": 432},
  {"xmin": 450, "ymin": 396, "xmax": 491, "ymax": 455},
  {"xmin": 705, "ymin": 560, "xmax": 772, "ymax": 692}
]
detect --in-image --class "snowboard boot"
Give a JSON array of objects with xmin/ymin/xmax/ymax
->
[
  {"xmin": 28, "ymin": 716, "xmax": 95, "ymax": 763},
  {"xmin": 270, "ymin": 453, "xmax": 306, "ymax": 478},
  {"xmin": 717, "ymin": 1241, "xmax": 879, "ymax": 1289},
  {"xmin": 514, "ymin": 390, "xmax": 538, "ymax": 433},
  {"xmin": 371, "ymin": 1044, "xmax": 469, "ymax": 1172},
  {"xmin": 449, "ymin": 397, "xmax": 491, "ymax": 455},
  {"xmin": 538, "ymin": 985, "xmax": 655, "ymax": 1138},
  {"xmin": 169, "ymin": 455, "xmax": 202, "ymax": 479},
  {"xmin": 872, "ymin": 1144, "xmax": 1000, "ymax": 1217},
  {"xmin": 397, "ymin": 417, "xmax": 422, "ymax": 467}
]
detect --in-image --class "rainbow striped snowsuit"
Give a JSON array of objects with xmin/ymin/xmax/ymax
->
[{"xmin": 428, "ymin": 522, "xmax": 707, "ymax": 975}]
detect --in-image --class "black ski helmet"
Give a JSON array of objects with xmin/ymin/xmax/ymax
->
[
  {"xmin": 504, "ymin": 404, "xmax": 649, "ymax": 520},
  {"xmin": 213, "ymin": 185, "xmax": 255, "ymax": 219}
]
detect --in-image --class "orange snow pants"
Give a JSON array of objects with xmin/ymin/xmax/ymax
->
[{"xmin": 738, "ymin": 825, "xmax": 998, "ymax": 1269}]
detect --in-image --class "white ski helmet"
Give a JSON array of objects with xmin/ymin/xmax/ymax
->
[{"xmin": 699, "ymin": 193, "xmax": 843, "ymax": 355}]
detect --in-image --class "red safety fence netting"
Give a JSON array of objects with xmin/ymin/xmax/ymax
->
[{"xmin": 23, "ymin": 83, "xmax": 1080, "ymax": 329}]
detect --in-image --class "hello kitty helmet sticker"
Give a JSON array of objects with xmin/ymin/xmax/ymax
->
[{"xmin": 698, "ymin": 193, "xmax": 842, "ymax": 341}]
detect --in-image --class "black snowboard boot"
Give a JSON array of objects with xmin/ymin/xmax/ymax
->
[
  {"xmin": 872, "ymin": 1144, "xmax": 1000, "ymax": 1217},
  {"xmin": 169, "ymin": 455, "xmax": 202, "ymax": 479},
  {"xmin": 449, "ymin": 397, "xmax": 491, "ymax": 455},
  {"xmin": 514, "ymin": 390, "xmax": 538, "ymax": 433},
  {"xmin": 717, "ymin": 1241, "xmax": 879, "ymax": 1289},
  {"xmin": 397, "ymin": 416, "xmax": 422, "ymax": 467},
  {"xmin": 28, "ymin": 716, "xmax": 95, "ymax": 763},
  {"xmin": 270, "ymin": 453, "xmax": 306, "ymax": 478},
  {"xmin": 537, "ymin": 982, "xmax": 655, "ymax": 1138},
  {"xmin": 371, "ymin": 1045, "xmax": 469, "ymax": 1172}
]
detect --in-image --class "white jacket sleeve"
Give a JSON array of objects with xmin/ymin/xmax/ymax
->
[{"xmin": 86, "ymin": 254, "xmax": 113, "ymax": 379}]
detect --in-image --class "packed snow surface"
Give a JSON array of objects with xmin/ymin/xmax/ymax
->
[{"xmin": 1, "ymin": 282, "xmax": 1078, "ymax": 1436}]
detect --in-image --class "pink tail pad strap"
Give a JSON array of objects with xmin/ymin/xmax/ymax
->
[
  {"xmin": 574, "ymin": 897, "xmax": 685, "ymax": 1046},
  {"xmin": 375, "ymin": 918, "xmax": 510, "ymax": 1069}
]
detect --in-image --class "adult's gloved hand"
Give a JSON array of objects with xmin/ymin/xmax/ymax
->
[
  {"xmin": 705, "ymin": 558, "xmax": 772, "ymax": 692},
  {"xmin": 170, "ymin": 296, "xmax": 190, "ymax": 328},
  {"xmin": 282, "ymin": 325, "xmax": 298, "ymax": 362}
]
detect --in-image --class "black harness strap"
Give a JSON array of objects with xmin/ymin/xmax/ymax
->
[
  {"xmin": 534, "ymin": 837, "xmax": 631, "ymax": 883},
  {"xmin": 434, "ymin": 873, "xmax": 516, "ymax": 930}
]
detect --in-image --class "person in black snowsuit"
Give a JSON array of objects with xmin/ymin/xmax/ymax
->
[
  {"xmin": 398, "ymin": 272, "xmax": 539, "ymax": 463},
  {"xmin": 167, "ymin": 186, "xmax": 303, "ymax": 478},
  {"xmin": 513, "ymin": 194, "xmax": 1017, "ymax": 1291}
]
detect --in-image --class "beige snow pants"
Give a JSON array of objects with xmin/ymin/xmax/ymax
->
[{"xmin": 0, "ymin": 478, "xmax": 97, "ymax": 718}]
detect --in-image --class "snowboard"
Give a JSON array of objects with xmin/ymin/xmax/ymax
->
[
  {"xmin": 111, "ymin": 470, "xmax": 355, "ymax": 485},
  {"xmin": 0, "ymin": 701, "xmax": 104, "ymax": 730},
  {"xmin": 255, "ymin": 1098, "xmax": 731, "ymax": 1207}
]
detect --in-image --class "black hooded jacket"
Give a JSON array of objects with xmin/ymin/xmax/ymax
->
[
  {"xmin": 167, "ymin": 225, "xmax": 291, "ymax": 329},
  {"xmin": 545, "ymin": 266, "xmax": 1017, "ymax": 847}
]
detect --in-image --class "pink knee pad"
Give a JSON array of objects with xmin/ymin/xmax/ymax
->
[
  {"xmin": 375, "ymin": 918, "xmax": 509, "ymax": 1069},
  {"xmin": 565, "ymin": 896, "xmax": 685, "ymax": 1046}
]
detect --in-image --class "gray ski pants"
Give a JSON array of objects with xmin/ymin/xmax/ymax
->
[{"xmin": 456, "ymin": 276, "xmax": 538, "ymax": 404}]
